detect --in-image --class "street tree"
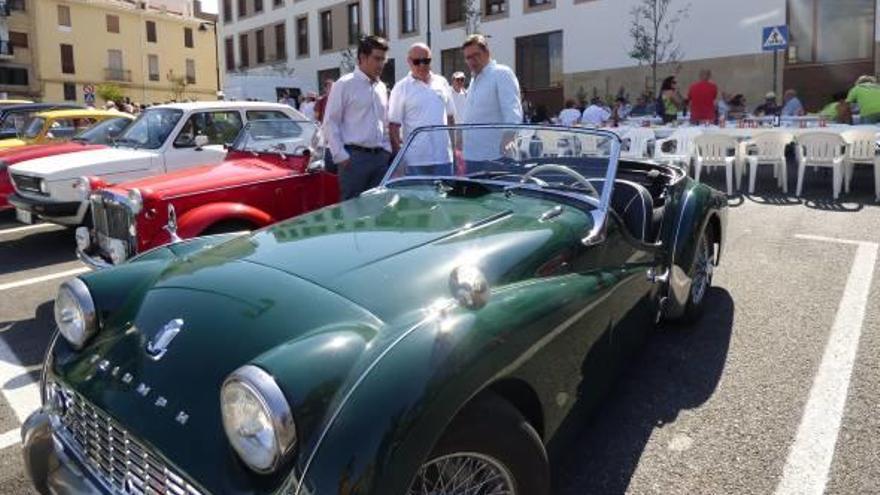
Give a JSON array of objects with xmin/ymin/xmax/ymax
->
[
  {"xmin": 167, "ymin": 70, "xmax": 189, "ymax": 101},
  {"xmin": 628, "ymin": 0, "xmax": 691, "ymax": 96},
  {"xmin": 96, "ymin": 83, "xmax": 124, "ymax": 106}
]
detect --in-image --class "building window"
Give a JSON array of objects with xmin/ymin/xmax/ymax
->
[
  {"xmin": 106, "ymin": 15, "xmax": 119, "ymax": 33},
  {"xmin": 484, "ymin": 0, "xmax": 506, "ymax": 15},
  {"xmin": 441, "ymin": 48, "xmax": 466, "ymax": 80},
  {"xmin": 148, "ymin": 54, "xmax": 160, "ymax": 81},
  {"xmin": 7, "ymin": 0, "xmax": 24, "ymax": 12},
  {"xmin": 348, "ymin": 3, "xmax": 361, "ymax": 45},
  {"xmin": 238, "ymin": 0, "xmax": 247, "ymax": 18},
  {"xmin": 297, "ymin": 16, "xmax": 309, "ymax": 56},
  {"xmin": 401, "ymin": 0, "xmax": 416, "ymax": 33},
  {"xmin": 254, "ymin": 0, "xmax": 263, "ymax": 13},
  {"xmin": 320, "ymin": 11, "xmax": 332, "ymax": 51},
  {"xmin": 57, "ymin": 5, "xmax": 71, "ymax": 27},
  {"xmin": 239, "ymin": 33, "xmax": 249, "ymax": 67},
  {"xmin": 106, "ymin": 49, "xmax": 127, "ymax": 81},
  {"xmin": 275, "ymin": 23, "xmax": 286, "ymax": 60},
  {"xmin": 224, "ymin": 37, "xmax": 235, "ymax": 70},
  {"xmin": 445, "ymin": 0, "xmax": 463, "ymax": 24},
  {"xmin": 788, "ymin": 0, "xmax": 874, "ymax": 64},
  {"xmin": 223, "ymin": 0, "xmax": 232, "ymax": 22},
  {"xmin": 274, "ymin": 0, "xmax": 283, "ymax": 6},
  {"xmin": 527, "ymin": 0, "xmax": 551, "ymax": 6},
  {"xmin": 0, "ymin": 67, "xmax": 28, "ymax": 86},
  {"xmin": 184, "ymin": 27, "xmax": 194, "ymax": 48},
  {"xmin": 317, "ymin": 67, "xmax": 341, "ymax": 91},
  {"xmin": 256, "ymin": 29, "xmax": 266, "ymax": 64},
  {"xmin": 371, "ymin": 0, "xmax": 386, "ymax": 37},
  {"xmin": 186, "ymin": 59, "xmax": 196, "ymax": 84},
  {"xmin": 146, "ymin": 21, "xmax": 157, "ymax": 42},
  {"xmin": 9, "ymin": 32, "xmax": 28, "ymax": 49},
  {"xmin": 515, "ymin": 30, "xmax": 563, "ymax": 90},
  {"xmin": 60, "ymin": 44, "xmax": 75, "ymax": 74},
  {"xmin": 63, "ymin": 82, "xmax": 76, "ymax": 102}
]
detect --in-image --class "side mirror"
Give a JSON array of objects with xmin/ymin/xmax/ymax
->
[
  {"xmin": 581, "ymin": 210, "xmax": 608, "ymax": 247},
  {"xmin": 194, "ymin": 135, "xmax": 209, "ymax": 150}
]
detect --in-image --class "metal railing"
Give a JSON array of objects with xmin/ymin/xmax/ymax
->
[{"xmin": 104, "ymin": 68, "xmax": 132, "ymax": 82}]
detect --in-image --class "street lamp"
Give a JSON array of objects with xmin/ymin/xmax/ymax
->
[
  {"xmin": 426, "ymin": 0, "xmax": 432, "ymax": 48},
  {"xmin": 199, "ymin": 22, "xmax": 222, "ymax": 94}
]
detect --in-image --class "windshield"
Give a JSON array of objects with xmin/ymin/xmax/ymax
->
[
  {"xmin": 0, "ymin": 111, "xmax": 33, "ymax": 135},
  {"xmin": 115, "ymin": 108, "xmax": 183, "ymax": 149},
  {"xmin": 73, "ymin": 117, "xmax": 131, "ymax": 144},
  {"xmin": 230, "ymin": 118, "xmax": 318, "ymax": 154},
  {"xmin": 22, "ymin": 117, "xmax": 45, "ymax": 139},
  {"xmin": 383, "ymin": 125, "xmax": 621, "ymax": 206}
]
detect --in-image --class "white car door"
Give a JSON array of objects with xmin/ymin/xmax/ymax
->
[{"xmin": 163, "ymin": 110, "xmax": 244, "ymax": 172}]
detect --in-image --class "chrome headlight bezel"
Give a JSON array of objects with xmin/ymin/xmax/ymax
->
[
  {"xmin": 128, "ymin": 188, "xmax": 143, "ymax": 215},
  {"xmin": 54, "ymin": 278, "xmax": 97, "ymax": 350},
  {"xmin": 220, "ymin": 365, "xmax": 296, "ymax": 474}
]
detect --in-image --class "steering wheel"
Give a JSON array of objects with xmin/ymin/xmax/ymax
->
[{"xmin": 521, "ymin": 164, "xmax": 600, "ymax": 198}]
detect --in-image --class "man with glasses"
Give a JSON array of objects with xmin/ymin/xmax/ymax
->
[
  {"xmin": 389, "ymin": 43, "xmax": 457, "ymax": 176},
  {"xmin": 323, "ymin": 35, "xmax": 392, "ymax": 200},
  {"xmin": 450, "ymin": 71, "xmax": 468, "ymax": 123},
  {"xmin": 460, "ymin": 34, "xmax": 522, "ymax": 164}
]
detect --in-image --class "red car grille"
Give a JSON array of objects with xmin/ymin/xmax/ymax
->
[{"xmin": 91, "ymin": 194, "xmax": 132, "ymax": 244}]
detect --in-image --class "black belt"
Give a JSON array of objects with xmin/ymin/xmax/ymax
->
[{"xmin": 345, "ymin": 144, "xmax": 387, "ymax": 154}]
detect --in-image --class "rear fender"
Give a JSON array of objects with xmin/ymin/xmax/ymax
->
[{"xmin": 176, "ymin": 202, "xmax": 273, "ymax": 238}]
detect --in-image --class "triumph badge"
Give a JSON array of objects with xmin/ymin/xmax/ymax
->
[{"xmin": 146, "ymin": 318, "xmax": 184, "ymax": 360}]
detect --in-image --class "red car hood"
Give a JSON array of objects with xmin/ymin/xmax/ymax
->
[
  {"xmin": 104, "ymin": 156, "xmax": 306, "ymax": 198},
  {"xmin": 0, "ymin": 142, "xmax": 106, "ymax": 165}
]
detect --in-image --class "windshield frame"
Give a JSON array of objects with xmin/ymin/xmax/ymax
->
[
  {"xmin": 381, "ymin": 124, "xmax": 622, "ymax": 212},
  {"xmin": 230, "ymin": 118, "xmax": 319, "ymax": 155}
]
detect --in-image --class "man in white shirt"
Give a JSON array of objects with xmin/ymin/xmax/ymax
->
[
  {"xmin": 450, "ymin": 71, "xmax": 468, "ymax": 124},
  {"xmin": 323, "ymin": 36, "xmax": 392, "ymax": 200},
  {"xmin": 461, "ymin": 34, "xmax": 523, "ymax": 163},
  {"xmin": 389, "ymin": 43, "xmax": 456, "ymax": 175},
  {"xmin": 558, "ymin": 99, "xmax": 582, "ymax": 126},
  {"xmin": 580, "ymin": 97, "xmax": 612, "ymax": 126},
  {"xmin": 299, "ymin": 92, "xmax": 317, "ymax": 121}
]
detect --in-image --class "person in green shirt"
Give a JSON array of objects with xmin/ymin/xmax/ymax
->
[
  {"xmin": 846, "ymin": 75, "xmax": 880, "ymax": 123},
  {"xmin": 819, "ymin": 92, "xmax": 853, "ymax": 124}
]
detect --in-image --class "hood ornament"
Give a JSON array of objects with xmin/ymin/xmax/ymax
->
[
  {"xmin": 164, "ymin": 204, "xmax": 182, "ymax": 244},
  {"xmin": 146, "ymin": 318, "xmax": 184, "ymax": 360}
]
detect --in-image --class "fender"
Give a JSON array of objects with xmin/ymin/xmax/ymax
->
[
  {"xmin": 287, "ymin": 271, "xmax": 621, "ymax": 494},
  {"xmin": 175, "ymin": 202, "xmax": 274, "ymax": 238}
]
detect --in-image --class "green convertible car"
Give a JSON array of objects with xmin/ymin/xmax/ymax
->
[{"xmin": 23, "ymin": 125, "xmax": 727, "ymax": 494}]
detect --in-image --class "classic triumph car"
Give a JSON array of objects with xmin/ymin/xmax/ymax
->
[
  {"xmin": 76, "ymin": 118, "xmax": 338, "ymax": 267},
  {"xmin": 23, "ymin": 125, "xmax": 727, "ymax": 495}
]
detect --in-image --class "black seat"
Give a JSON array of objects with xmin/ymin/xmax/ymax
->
[{"xmin": 588, "ymin": 179, "xmax": 654, "ymax": 242}]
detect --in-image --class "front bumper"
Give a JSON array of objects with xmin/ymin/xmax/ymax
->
[
  {"xmin": 7, "ymin": 193, "xmax": 82, "ymax": 220},
  {"xmin": 21, "ymin": 409, "xmax": 104, "ymax": 495}
]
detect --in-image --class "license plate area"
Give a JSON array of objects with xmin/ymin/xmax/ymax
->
[{"xmin": 15, "ymin": 208, "xmax": 32, "ymax": 224}]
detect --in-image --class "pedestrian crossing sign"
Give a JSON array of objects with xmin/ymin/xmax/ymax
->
[{"xmin": 762, "ymin": 25, "xmax": 789, "ymax": 51}]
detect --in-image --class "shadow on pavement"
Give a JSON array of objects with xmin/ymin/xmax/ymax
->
[
  {"xmin": 0, "ymin": 300, "xmax": 55, "ymax": 376},
  {"xmin": 0, "ymin": 228, "xmax": 76, "ymax": 276},
  {"xmin": 554, "ymin": 287, "xmax": 734, "ymax": 494}
]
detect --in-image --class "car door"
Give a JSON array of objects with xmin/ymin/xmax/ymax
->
[{"xmin": 164, "ymin": 110, "xmax": 243, "ymax": 172}]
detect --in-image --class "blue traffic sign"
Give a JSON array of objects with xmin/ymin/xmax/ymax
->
[{"xmin": 762, "ymin": 25, "xmax": 789, "ymax": 51}]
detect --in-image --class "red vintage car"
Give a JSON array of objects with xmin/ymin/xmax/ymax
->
[
  {"xmin": 0, "ymin": 116, "xmax": 132, "ymax": 211},
  {"xmin": 76, "ymin": 118, "xmax": 339, "ymax": 267}
]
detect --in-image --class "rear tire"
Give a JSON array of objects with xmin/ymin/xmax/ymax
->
[
  {"xmin": 681, "ymin": 230, "xmax": 713, "ymax": 322},
  {"xmin": 407, "ymin": 394, "xmax": 549, "ymax": 495},
  {"xmin": 200, "ymin": 220, "xmax": 254, "ymax": 236}
]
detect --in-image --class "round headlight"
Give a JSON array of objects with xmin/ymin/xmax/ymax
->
[
  {"xmin": 54, "ymin": 278, "xmax": 97, "ymax": 350},
  {"xmin": 39, "ymin": 179, "xmax": 49, "ymax": 194},
  {"xmin": 128, "ymin": 188, "xmax": 143, "ymax": 215},
  {"xmin": 75, "ymin": 176, "xmax": 91, "ymax": 201},
  {"xmin": 220, "ymin": 365, "xmax": 296, "ymax": 473}
]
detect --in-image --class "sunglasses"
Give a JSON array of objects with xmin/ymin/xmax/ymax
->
[{"xmin": 411, "ymin": 57, "xmax": 432, "ymax": 66}]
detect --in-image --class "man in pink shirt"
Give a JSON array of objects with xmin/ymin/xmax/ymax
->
[{"xmin": 688, "ymin": 69, "xmax": 718, "ymax": 124}]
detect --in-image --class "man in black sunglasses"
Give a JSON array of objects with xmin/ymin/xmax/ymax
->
[{"xmin": 388, "ymin": 42, "xmax": 457, "ymax": 176}]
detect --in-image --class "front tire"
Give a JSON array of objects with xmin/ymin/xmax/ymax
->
[
  {"xmin": 407, "ymin": 394, "xmax": 549, "ymax": 495},
  {"xmin": 681, "ymin": 230, "xmax": 713, "ymax": 322}
]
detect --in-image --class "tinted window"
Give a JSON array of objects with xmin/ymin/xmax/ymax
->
[
  {"xmin": 74, "ymin": 117, "xmax": 131, "ymax": 144},
  {"xmin": 174, "ymin": 111, "xmax": 243, "ymax": 147}
]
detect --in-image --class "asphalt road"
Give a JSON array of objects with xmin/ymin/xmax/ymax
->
[{"xmin": 0, "ymin": 166, "xmax": 878, "ymax": 494}]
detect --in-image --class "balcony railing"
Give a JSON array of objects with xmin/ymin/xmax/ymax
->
[
  {"xmin": 104, "ymin": 68, "xmax": 131, "ymax": 82},
  {"xmin": 0, "ymin": 41, "xmax": 13, "ymax": 57}
]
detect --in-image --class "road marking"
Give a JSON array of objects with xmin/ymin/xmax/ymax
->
[
  {"xmin": 0, "ymin": 428, "xmax": 19, "ymax": 450},
  {"xmin": 0, "ymin": 331, "xmax": 40, "ymax": 423},
  {"xmin": 775, "ymin": 236, "xmax": 879, "ymax": 495},
  {"xmin": 0, "ymin": 223, "xmax": 57, "ymax": 236},
  {"xmin": 0, "ymin": 267, "xmax": 89, "ymax": 292}
]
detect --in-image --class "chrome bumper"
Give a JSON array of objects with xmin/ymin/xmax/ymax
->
[
  {"xmin": 75, "ymin": 247, "xmax": 112, "ymax": 271},
  {"xmin": 21, "ymin": 409, "xmax": 104, "ymax": 495}
]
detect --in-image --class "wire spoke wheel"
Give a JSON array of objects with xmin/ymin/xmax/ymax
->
[
  {"xmin": 408, "ymin": 452, "xmax": 517, "ymax": 495},
  {"xmin": 691, "ymin": 236, "xmax": 712, "ymax": 306}
]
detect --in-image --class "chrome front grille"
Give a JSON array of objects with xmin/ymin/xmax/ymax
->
[
  {"xmin": 11, "ymin": 173, "xmax": 44, "ymax": 195},
  {"xmin": 53, "ymin": 385, "xmax": 203, "ymax": 495},
  {"xmin": 91, "ymin": 194, "xmax": 132, "ymax": 242}
]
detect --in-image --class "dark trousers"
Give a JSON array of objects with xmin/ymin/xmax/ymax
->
[{"xmin": 339, "ymin": 147, "xmax": 391, "ymax": 200}]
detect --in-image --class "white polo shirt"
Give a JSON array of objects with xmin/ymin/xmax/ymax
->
[
  {"xmin": 388, "ymin": 72, "xmax": 456, "ymax": 167},
  {"xmin": 462, "ymin": 60, "xmax": 523, "ymax": 161},
  {"xmin": 558, "ymin": 108, "xmax": 582, "ymax": 127},
  {"xmin": 580, "ymin": 104, "xmax": 611, "ymax": 125},
  {"xmin": 451, "ymin": 88, "xmax": 467, "ymax": 123}
]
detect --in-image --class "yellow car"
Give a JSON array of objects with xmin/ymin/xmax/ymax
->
[
  {"xmin": 0, "ymin": 99, "xmax": 34, "ymax": 106},
  {"xmin": 0, "ymin": 109, "xmax": 132, "ymax": 149}
]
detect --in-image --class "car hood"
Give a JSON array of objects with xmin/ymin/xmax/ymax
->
[
  {"xmin": 105, "ymin": 157, "xmax": 299, "ymax": 198},
  {"xmin": 10, "ymin": 146, "xmax": 154, "ymax": 180},
  {"xmin": 51, "ymin": 186, "xmax": 592, "ymax": 492},
  {"xmin": 0, "ymin": 138, "xmax": 26, "ymax": 149},
  {"xmin": 0, "ymin": 142, "xmax": 105, "ymax": 166}
]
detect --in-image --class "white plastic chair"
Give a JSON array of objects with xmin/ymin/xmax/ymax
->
[
  {"xmin": 693, "ymin": 134, "xmax": 740, "ymax": 195},
  {"xmin": 841, "ymin": 129, "xmax": 880, "ymax": 201},
  {"xmin": 744, "ymin": 132, "xmax": 792, "ymax": 194},
  {"xmin": 619, "ymin": 127, "xmax": 656, "ymax": 159},
  {"xmin": 795, "ymin": 132, "xmax": 847, "ymax": 200},
  {"xmin": 654, "ymin": 127, "xmax": 701, "ymax": 171}
]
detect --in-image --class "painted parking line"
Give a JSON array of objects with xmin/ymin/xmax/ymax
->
[
  {"xmin": 0, "ymin": 428, "xmax": 19, "ymax": 450},
  {"xmin": 0, "ymin": 223, "xmax": 57, "ymax": 236},
  {"xmin": 0, "ymin": 267, "xmax": 89, "ymax": 293},
  {"xmin": 775, "ymin": 235, "xmax": 879, "ymax": 495},
  {"xmin": 0, "ymin": 330, "xmax": 40, "ymax": 423}
]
